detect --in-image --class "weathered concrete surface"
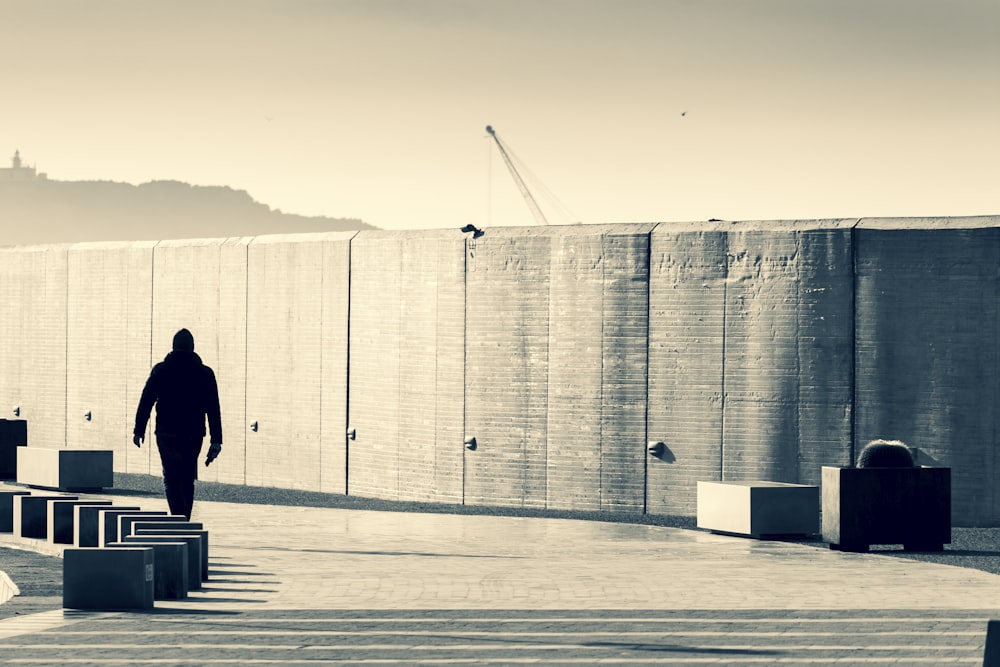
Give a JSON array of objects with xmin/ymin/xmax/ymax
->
[
  {"xmin": 2, "ymin": 217, "xmax": 1000, "ymax": 524},
  {"xmin": 62, "ymin": 547, "xmax": 154, "ymax": 610}
]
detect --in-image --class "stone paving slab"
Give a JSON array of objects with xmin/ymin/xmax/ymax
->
[{"xmin": 2, "ymin": 488, "xmax": 1000, "ymax": 663}]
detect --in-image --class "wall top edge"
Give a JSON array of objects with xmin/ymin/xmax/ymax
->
[
  {"xmin": 247, "ymin": 231, "xmax": 359, "ymax": 245},
  {"xmin": 855, "ymin": 215, "xmax": 1000, "ymax": 230},
  {"xmin": 652, "ymin": 218, "xmax": 861, "ymax": 232},
  {"xmin": 447, "ymin": 222, "xmax": 659, "ymax": 237}
]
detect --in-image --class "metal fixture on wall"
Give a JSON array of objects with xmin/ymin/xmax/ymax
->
[
  {"xmin": 464, "ymin": 436, "xmax": 477, "ymax": 451},
  {"xmin": 12, "ymin": 406, "xmax": 19, "ymax": 417},
  {"xmin": 347, "ymin": 428, "xmax": 356, "ymax": 441},
  {"xmin": 84, "ymin": 411, "xmax": 92, "ymax": 422},
  {"xmin": 647, "ymin": 441, "xmax": 665, "ymax": 456},
  {"xmin": 249, "ymin": 421, "xmax": 259, "ymax": 432}
]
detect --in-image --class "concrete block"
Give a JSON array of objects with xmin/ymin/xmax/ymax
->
[
  {"xmin": 122, "ymin": 534, "xmax": 201, "ymax": 591},
  {"xmin": 118, "ymin": 515, "xmax": 193, "ymax": 540},
  {"xmin": 134, "ymin": 528, "xmax": 209, "ymax": 581},
  {"xmin": 0, "ymin": 490, "xmax": 31, "ymax": 533},
  {"xmin": 49, "ymin": 500, "xmax": 112, "ymax": 544},
  {"xmin": 697, "ymin": 481, "xmax": 818, "ymax": 537},
  {"xmin": 822, "ymin": 466, "xmax": 951, "ymax": 552},
  {"xmin": 99, "ymin": 510, "xmax": 167, "ymax": 546},
  {"xmin": 0, "ymin": 419, "xmax": 28, "ymax": 479},
  {"xmin": 63, "ymin": 547, "xmax": 154, "ymax": 610},
  {"xmin": 984, "ymin": 619, "xmax": 1000, "ymax": 667},
  {"xmin": 13, "ymin": 493, "xmax": 78, "ymax": 539},
  {"xmin": 75, "ymin": 505, "xmax": 140, "ymax": 547},
  {"xmin": 106, "ymin": 541, "xmax": 188, "ymax": 600},
  {"xmin": 16, "ymin": 447, "xmax": 113, "ymax": 491}
]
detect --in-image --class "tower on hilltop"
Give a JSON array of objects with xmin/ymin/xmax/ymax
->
[{"xmin": 0, "ymin": 150, "xmax": 47, "ymax": 181}]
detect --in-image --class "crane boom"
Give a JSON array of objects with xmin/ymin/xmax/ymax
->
[{"xmin": 485, "ymin": 125, "xmax": 549, "ymax": 226}]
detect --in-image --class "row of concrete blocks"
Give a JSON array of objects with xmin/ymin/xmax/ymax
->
[{"xmin": 1, "ymin": 488, "xmax": 209, "ymax": 610}]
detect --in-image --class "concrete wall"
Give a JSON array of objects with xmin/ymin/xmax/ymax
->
[{"xmin": 2, "ymin": 216, "xmax": 1000, "ymax": 525}]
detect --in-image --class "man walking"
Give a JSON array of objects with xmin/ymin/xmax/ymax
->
[{"xmin": 133, "ymin": 328, "xmax": 223, "ymax": 519}]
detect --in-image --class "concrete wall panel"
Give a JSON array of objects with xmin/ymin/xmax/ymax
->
[
  {"xmin": 597, "ymin": 232, "xmax": 650, "ymax": 512},
  {"xmin": 647, "ymin": 229, "xmax": 726, "ymax": 515},
  {"xmin": 465, "ymin": 230, "xmax": 550, "ymax": 508},
  {"xmin": 348, "ymin": 235, "xmax": 402, "ymax": 498},
  {"xmin": 151, "ymin": 238, "xmax": 248, "ymax": 482},
  {"xmin": 348, "ymin": 231, "xmax": 464, "ymax": 502},
  {"xmin": 246, "ymin": 234, "xmax": 353, "ymax": 491},
  {"xmin": 0, "ymin": 246, "xmax": 68, "ymax": 449},
  {"xmin": 856, "ymin": 220, "xmax": 999, "ymax": 525},
  {"xmin": 319, "ymin": 239, "xmax": 351, "ymax": 494},
  {"xmin": 67, "ymin": 243, "xmax": 154, "ymax": 473}
]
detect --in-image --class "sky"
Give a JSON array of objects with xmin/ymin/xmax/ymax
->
[{"xmin": 1, "ymin": 0, "xmax": 997, "ymax": 231}]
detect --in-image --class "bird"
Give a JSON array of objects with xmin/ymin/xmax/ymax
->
[{"xmin": 460, "ymin": 224, "xmax": 484, "ymax": 239}]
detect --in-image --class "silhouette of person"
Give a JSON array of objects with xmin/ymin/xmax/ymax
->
[{"xmin": 133, "ymin": 328, "xmax": 222, "ymax": 519}]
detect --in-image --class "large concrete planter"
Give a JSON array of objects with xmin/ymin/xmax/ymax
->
[{"xmin": 821, "ymin": 466, "xmax": 951, "ymax": 553}]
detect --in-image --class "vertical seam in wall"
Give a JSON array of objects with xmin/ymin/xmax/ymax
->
[
  {"xmin": 318, "ymin": 242, "xmax": 325, "ymax": 492},
  {"xmin": 794, "ymin": 233, "xmax": 802, "ymax": 483},
  {"xmin": 461, "ymin": 237, "xmax": 467, "ymax": 506},
  {"xmin": 243, "ymin": 240, "xmax": 250, "ymax": 486},
  {"xmin": 344, "ymin": 236, "xmax": 353, "ymax": 496},
  {"xmin": 396, "ymin": 241, "xmax": 403, "ymax": 500},
  {"xmin": 720, "ymin": 233, "xmax": 729, "ymax": 481},
  {"xmin": 642, "ymin": 232, "xmax": 652, "ymax": 514},
  {"xmin": 850, "ymin": 221, "xmax": 859, "ymax": 465},
  {"xmin": 64, "ymin": 248, "xmax": 70, "ymax": 449},
  {"xmin": 598, "ymin": 236, "xmax": 607, "ymax": 511}
]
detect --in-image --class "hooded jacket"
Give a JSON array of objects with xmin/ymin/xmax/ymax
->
[{"xmin": 134, "ymin": 350, "xmax": 223, "ymax": 443}]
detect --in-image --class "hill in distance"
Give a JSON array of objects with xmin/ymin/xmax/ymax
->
[{"xmin": 0, "ymin": 178, "xmax": 375, "ymax": 247}]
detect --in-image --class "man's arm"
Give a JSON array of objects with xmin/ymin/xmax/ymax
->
[
  {"xmin": 133, "ymin": 367, "xmax": 159, "ymax": 442},
  {"xmin": 205, "ymin": 367, "xmax": 223, "ymax": 446}
]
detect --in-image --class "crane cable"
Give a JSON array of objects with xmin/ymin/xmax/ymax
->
[{"xmin": 485, "ymin": 125, "xmax": 580, "ymax": 227}]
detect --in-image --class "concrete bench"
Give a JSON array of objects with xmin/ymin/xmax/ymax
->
[
  {"xmin": 133, "ymin": 528, "xmax": 209, "ymax": 582},
  {"xmin": 0, "ymin": 419, "xmax": 28, "ymax": 479},
  {"xmin": 17, "ymin": 447, "xmax": 113, "ymax": 491},
  {"xmin": 697, "ymin": 480, "xmax": 819, "ymax": 538},
  {"xmin": 75, "ymin": 505, "xmax": 141, "ymax": 547},
  {"xmin": 0, "ymin": 490, "xmax": 31, "ymax": 532},
  {"xmin": 106, "ymin": 540, "xmax": 189, "ymax": 600},
  {"xmin": 121, "ymin": 534, "xmax": 202, "ymax": 591},
  {"xmin": 99, "ymin": 510, "xmax": 168, "ymax": 546},
  {"xmin": 13, "ymin": 493, "xmax": 78, "ymax": 539},
  {"xmin": 63, "ymin": 547, "xmax": 154, "ymax": 610},
  {"xmin": 49, "ymin": 500, "xmax": 112, "ymax": 544}
]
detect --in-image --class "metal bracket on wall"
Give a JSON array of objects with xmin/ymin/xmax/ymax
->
[
  {"xmin": 464, "ymin": 436, "xmax": 477, "ymax": 451},
  {"xmin": 250, "ymin": 421, "xmax": 259, "ymax": 433},
  {"xmin": 347, "ymin": 427, "xmax": 356, "ymax": 441}
]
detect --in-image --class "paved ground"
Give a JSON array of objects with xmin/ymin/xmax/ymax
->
[{"xmin": 2, "ymin": 481, "xmax": 1000, "ymax": 665}]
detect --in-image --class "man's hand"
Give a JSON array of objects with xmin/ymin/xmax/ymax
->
[
  {"xmin": 133, "ymin": 434, "xmax": 143, "ymax": 448},
  {"xmin": 205, "ymin": 442, "xmax": 222, "ymax": 466}
]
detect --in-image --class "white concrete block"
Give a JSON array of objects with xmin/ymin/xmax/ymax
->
[
  {"xmin": 697, "ymin": 480, "xmax": 818, "ymax": 537},
  {"xmin": 16, "ymin": 448, "xmax": 113, "ymax": 491},
  {"xmin": 63, "ymin": 547, "xmax": 154, "ymax": 610}
]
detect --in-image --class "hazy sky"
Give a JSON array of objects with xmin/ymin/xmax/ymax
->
[{"xmin": 2, "ymin": 0, "xmax": 997, "ymax": 230}]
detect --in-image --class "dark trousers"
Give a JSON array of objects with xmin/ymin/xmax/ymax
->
[{"xmin": 156, "ymin": 434, "xmax": 202, "ymax": 520}]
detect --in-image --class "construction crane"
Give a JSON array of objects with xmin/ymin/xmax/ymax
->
[{"xmin": 485, "ymin": 125, "xmax": 549, "ymax": 226}]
